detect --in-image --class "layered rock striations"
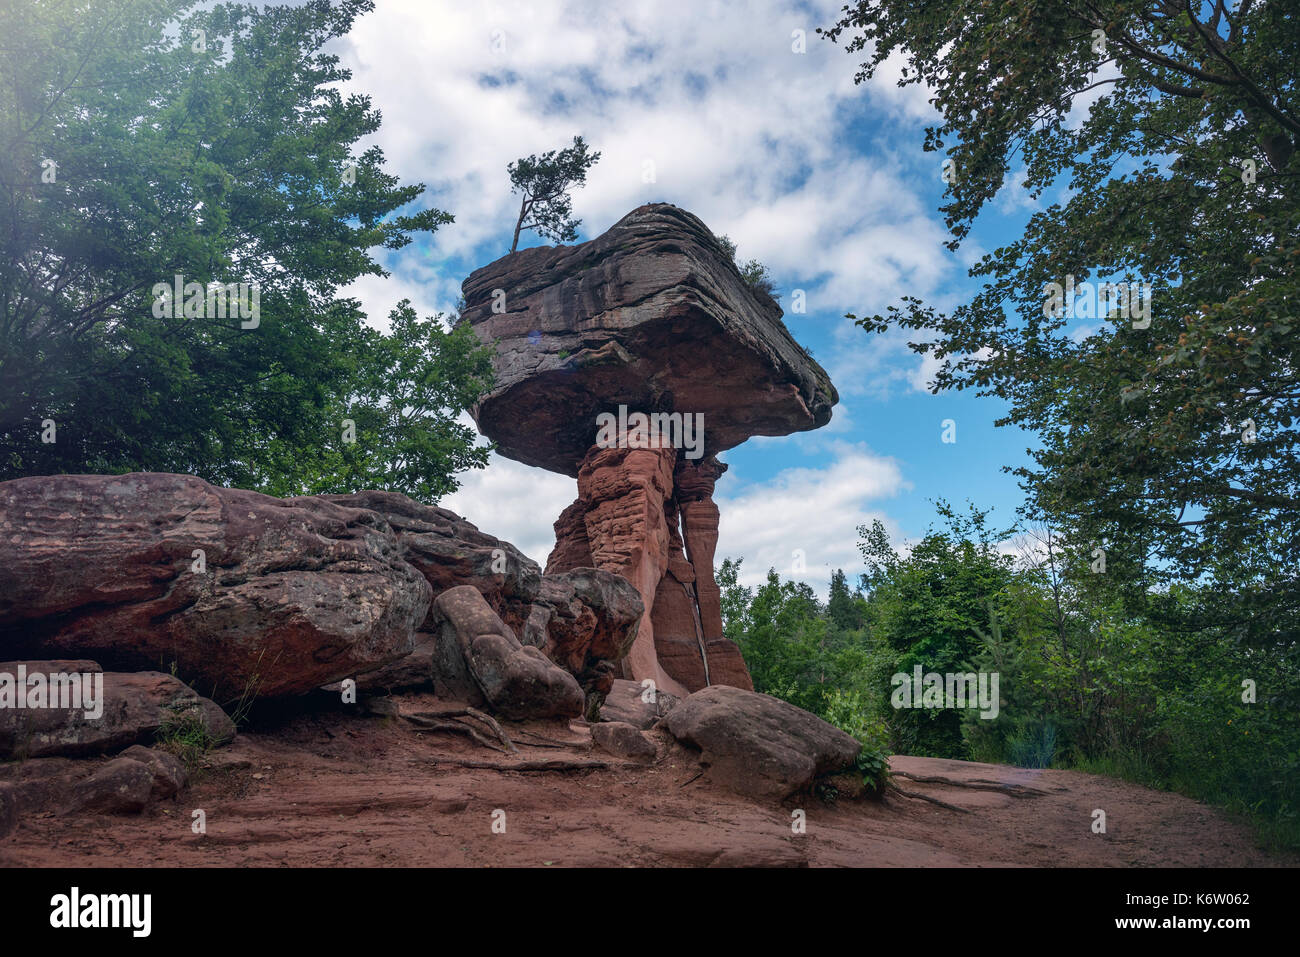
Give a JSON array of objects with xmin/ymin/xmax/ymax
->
[
  {"xmin": 0, "ymin": 474, "xmax": 641, "ymax": 716},
  {"xmin": 460, "ymin": 204, "xmax": 839, "ymax": 696}
]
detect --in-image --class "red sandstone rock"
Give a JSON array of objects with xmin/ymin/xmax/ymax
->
[
  {"xmin": 460, "ymin": 204, "xmax": 841, "ymax": 695},
  {"xmin": 0, "ymin": 473, "xmax": 432, "ymax": 698},
  {"xmin": 571, "ymin": 438, "xmax": 689, "ymax": 697},
  {"xmin": 460, "ymin": 203, "xmax": 837, "ymax": 476},
  {"xmin": 662, "ymin": 685, "xmax": 861, "ymax": 801},
  {"xmin": 0, "ymin": 663, "xmax": 235, "ymax": 760},
  {"xmin": 430, "ymin": 586, "xmax": 584, "ymax": 720}
]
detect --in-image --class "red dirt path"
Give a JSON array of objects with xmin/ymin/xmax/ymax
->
[{"xmin": 1, "ymin": 695, "xmax": 1288, "ymax": 868}]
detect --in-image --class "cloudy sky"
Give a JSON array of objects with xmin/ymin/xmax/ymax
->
[{"xmin": 328, "ymin": 0, "xmax": 1073, "ymax": 593}]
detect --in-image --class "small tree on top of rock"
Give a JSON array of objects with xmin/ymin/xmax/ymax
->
[{"xmin": 507, "ymin": 136, "xmax": 601, "ymax": 253}]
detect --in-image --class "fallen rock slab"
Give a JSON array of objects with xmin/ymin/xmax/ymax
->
[
  {"xmin": 662, "ymin": 685, "xmax": 861, "ymax": 801},
  {"xmin": 598, "ymin": 678, "xmax": 679, "ymax": 729},
  {"xmin": 0, "ymin": 664, "xmax": 235, "ymax": 759},
  {"xmin": 0, "ymin": 473, "xmax": 433, "ymax": 697}
]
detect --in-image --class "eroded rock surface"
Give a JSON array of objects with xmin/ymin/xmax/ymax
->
[
  {"xmin": 460, "ymin": 203, "xmax": 836, "ymax": 476},
  {"xmin": 430, "ymin": 586, "xmax": 584, "ymax": 720},
  {"xmin": 0, "ymin": 476, "xmax": 641, "ymax": 715},
  {"xmin": 462, "ymin": 204, "xmax": 835, "ymax": 693},
  {"xmin": 0, "ymin": 473, "xmax": 432, "ymax": 697}
]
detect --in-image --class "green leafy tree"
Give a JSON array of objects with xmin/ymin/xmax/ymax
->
[
  {"xmin": 0, "ymin": 0, "xmax": 482, "ymax": 499},
  {"xmin": 507, "ymin": 135, "xmax": 601, "ymax": 253},
  {"xmin": 828, "ymin": 568, "xmax": 866, "ymax": 631},
  {"xmin": 825, "ymin": 0, "xmax": 1300, "ymax": 648},
  {"xmin": 857, "ymin": 503, "xmax": 1021, "ymax": 755},
  {"xmin": 262, "ymin": 301, "xmax": 492, "ymax": 502}
]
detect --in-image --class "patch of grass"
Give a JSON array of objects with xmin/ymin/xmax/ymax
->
[{"xmin": 154, "ymin": 710, "xmax": 216, "ymax": 771}]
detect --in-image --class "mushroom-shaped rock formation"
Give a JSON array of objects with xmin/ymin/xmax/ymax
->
[{"xmin": 460, "ymin": 203, "xmax": 838, "ymax": 698}]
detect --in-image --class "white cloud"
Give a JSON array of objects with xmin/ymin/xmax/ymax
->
[
  {"xmin": 441, "ymin": 451, "xmax": 577, "ymax": 568},
  {"xmin": 716, "ymin": 441, "xmax": 909, "ymax": 595},
  {"xmin": 331, "ymin": 0, "xmax": 956, "ymax": 317}
]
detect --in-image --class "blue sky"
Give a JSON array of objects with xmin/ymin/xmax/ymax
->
[{"xmin": 329, "ymin": 0, "xmax": 1107, "ymax": 593}]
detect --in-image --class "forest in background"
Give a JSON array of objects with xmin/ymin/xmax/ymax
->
[{"xmin": 719, "ymin": 500, "xmax": 1299, "ymax": 852}]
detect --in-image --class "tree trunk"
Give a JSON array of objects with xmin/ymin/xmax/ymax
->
[{"xmin": 510, "ymin": 194, "xmax": 529, "ymax": 253}]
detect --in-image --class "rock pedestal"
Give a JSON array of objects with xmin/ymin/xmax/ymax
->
[
  {"xmin": 460, "ymin": 203, "xmax": 839, "ymax": 695},
  {"xmin": 545, "ymin": 438, "xmax": 751, "ymax": 696}
]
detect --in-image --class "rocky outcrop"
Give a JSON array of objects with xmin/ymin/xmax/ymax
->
[
  {"xmin": 319, "ymin": 490, "xmax": 540, "ymax": 634},
  {"xmin": 0, "ymin": 475, "xmax": 642, "ymax": 716},
  {"xmin": 0, "ymin": 661, "xmax": 235, "ymax": 760},
  {"xmin": 462, "ymin": 204, "xmax": 836, "ymax": 693},
  {"xmin": 0, "ymin": 745, "xmax": 187, "ymax": 820},
  {"xmin": 550, "ymin": 436, "xmax": 688, "ymax": 695},
  {"xmin": 536, "ymin": 568, "xmax": 643, "ymax": 704},
  {"xmin": 662, "ymin": 686, "xmax": 861, "ymax": 801},
  {"xmin": 0, "ymin": 473, "xmax": 433, "ymax": 698},
  {"xmin": 320, "ymin": 491, "xmax": 642, "ymax": 706},
  {"xmin": 547, "ymin": 444, "xmax": 752, "ymax": 695},
  {"xmin": 430, "ymin": 586, "xmax": 584, "ymax": 720}
]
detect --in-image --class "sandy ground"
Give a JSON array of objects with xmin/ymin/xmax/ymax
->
[{"xmin": 1, "ymin": 694, "xmax": 1289, "ymax": 868}]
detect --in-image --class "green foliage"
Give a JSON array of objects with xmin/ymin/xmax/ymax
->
[
  {"xmin": 719, "ymin": 557, "xmax": 891, "ymax": 792},
  {"xmin": 826, "ymin": 0, "xmax": 1300, "ymax": 650},
  {"xmin": 155, "ymin": 710, "xmax": 215, "ymax": 770},
  {"xmin": 713, "ymin": 233, "xmax": 778, "ymax": 300},
  {"xmin": 0, "ymin": 0, "xmax": 482, "ymax": 501},
  {"xmin": 507, "ymin": 135, "xmax": 601, "ymax": 253},
  {"xmin": 724, "ymin": 504, "xmax": 1300, "ymax": 849},
  {"xmin": 858, "ymin": 502, "xmax": 1020, "ymax": 756},
  {"xmin": 824, "ymin": 688, "xmax": 891, "ymax": 792},
  {"xmin": 261, "ymin": 301, "xmax": 493, "ymax": 502}
]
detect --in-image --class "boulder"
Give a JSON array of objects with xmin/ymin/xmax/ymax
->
[
  {"xmin": 0, "ymin": 473, "xmax": 433, "ymax": 697},
  {"xmin": 460, "ymin": 203, "xmax": 837, "ymax": 476},
  {"xmin": 431, "ymin": 586, "xmax": 583, "ymax": 720},
  {"xmin": 590, "ymin": 720, "xmax": 658, "ymax": 762},
  {"xmin": 0, "ymin": 663, "xmax": 235, "ymax": 759},
  {"xmin": 118, "ymin": 745, "xmax": 187, "ymax": 801},
  {"xmin": 73, "ymin": 756, "xmax": 158, "ymax": 814},
  {"xmin": 662, "ymin": 686, "xmax": 861, "ymax": 801},
  {"xmin": 598, "ymin": 678, "xmax": 679, "ymax": 730}
]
